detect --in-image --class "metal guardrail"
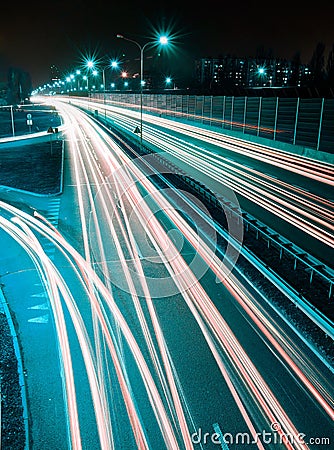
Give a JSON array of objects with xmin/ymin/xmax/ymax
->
[
  {"xmin": 155, "ymin": 153, "xmax": 334, "ymax": 300},
  {"xmin": 239, "ymin": 211, "xmax": 334, "ymax": 299},
  {"xmin": 149, "ymin": 152, "xmax": 334, "ymax": 340}
]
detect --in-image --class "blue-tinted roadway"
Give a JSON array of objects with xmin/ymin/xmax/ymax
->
[{"xmin": 0, "ymin": 98, "xmax": 333, "ymax": 449}]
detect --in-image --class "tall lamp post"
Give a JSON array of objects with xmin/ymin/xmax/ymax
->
[
  {"xmin": 70, "ymin": 74, "xmax": 75, "ymax": 92},
  {"xmin": 76, "ymin": 69, "xmax": 81, "ymax": 91},
  {"xmin": 101, "ymin": 67, "xmax": 108, "ymax": 120},
  {"xmin": 101, "ymin": 61, "xmax": 119, "ymax": 119},
  {"xmin": 101, "ymin": 67, "xmax": 107, "ymax": 103},
  {"xmin": 85, "ymin": 60, "xmax": 95, "ymax": 96},
  {"xmin": 116, "ymin": 34, "xmax": 168, "ymax": 144},
  {"xmin": 83, "ymin": 75, "xmax": 88, "ymax": 91}
]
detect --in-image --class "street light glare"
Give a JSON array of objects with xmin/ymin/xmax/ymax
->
[
  {"xmin": 159, "ymin": 36, "xmax": 168, "ymax": 45},
  {"xmin": 116, "ymin": 31, "xmax": 173, "ymax": 144}
]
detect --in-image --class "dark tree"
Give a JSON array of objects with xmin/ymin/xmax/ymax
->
[
  {"xmin": 290, "ymin": 51, "xmax": 301, "ymax": 86},
  {"xmin": 7, "ymin": 67, "xmax": 32, "ymax": 104},
  {"xmin": 309, "ymin": 41, "xmax": 326, "ymax": 87},
  {"xmin": 255, "ymin": 46, "xmax": 274, "ymax": 65},
  {"xmin": 326, "ymin": 43, "xmax": 334, "ymax": 87}
]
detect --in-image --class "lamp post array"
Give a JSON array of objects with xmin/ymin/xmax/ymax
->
[{"xmin": 42, "ymin": 33, "xmax": 170, "ymax": 140}]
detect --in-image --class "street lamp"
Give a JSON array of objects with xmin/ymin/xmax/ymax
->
[
  {"xmin": 83, "ymin": 75, "xmax": 88, "ymax": 91},
  {"xmin": 65, "ymin": 76, "xmax": 72, "ymax": 93},
  {"xmin": 116, "ymin": 33, "xmax": 168, "ymax": 144},
  {"xmin": 84, "ymin": 60, "xmax": 95, "ymax": 93},
  {"xmin": 91, "ymin": 70, "xmax": 98, "ymax": 96},
  {"xmin": 76, "ymin": 69, "xmax": 81, "ymax": 91},
  {"xmin": 102, "ymin": 60, "xmax": 119, "ymax": 108},
  {"xmin": 165, "ymin": 76, "xmax": 175, "ymax": 90},
  {"xmin": 102, "ymin": 67, "xmax": 107, "ymax": 105},
  {"xmin": 70, "ymin": 74, "xmax": 75, "ymax": 92},
  {"xmin": 258, "ymin": 66, "xmax": 267, "ymax": 86}
]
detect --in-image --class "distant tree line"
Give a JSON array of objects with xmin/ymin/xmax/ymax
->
[
  {"xmin": 0, "ymin": 67, "xmax": 32, "ymax": 105},
  {"xmin": 308, "ymin": 41, "xmax": 334, "ymax": 87},
  {"xmin": 240, "ymin": 41, "xmax": 334, "ymax": 88}
]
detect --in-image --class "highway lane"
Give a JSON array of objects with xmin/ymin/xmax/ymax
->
[
  {"xmin": 47, "ymin": 103, "xmax": 334, "ymax": 450},
  {"xmin": 63, "ymin": 96, "xmax": 334, "ymax": 267},
  {"xmin": 0, "ymin": 99, "xmax": 333, "ymax": 449}
]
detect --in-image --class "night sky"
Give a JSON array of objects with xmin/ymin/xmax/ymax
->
[{"xmin": 1, "ymin": 0, "xmax": 334, "ymax": 88}]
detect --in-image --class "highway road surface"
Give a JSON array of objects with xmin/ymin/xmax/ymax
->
[{"xmin": 0, "ymin": 98, "xmax": 333, "ymax": 449}]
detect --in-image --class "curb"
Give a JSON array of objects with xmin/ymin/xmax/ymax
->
[
  {"xmin": 0, "ymin": 287, "xmax": 30, "ymax": 450},
  {"xmin": 0, "ymin": 126, "xmax": 65, "ymax": 146}
]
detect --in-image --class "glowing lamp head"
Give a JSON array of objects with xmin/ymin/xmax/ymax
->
[{"xmin": 159, "ymin": 36, "xmax": 168, "ymax": 45}]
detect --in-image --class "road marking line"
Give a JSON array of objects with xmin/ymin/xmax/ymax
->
[
  {"xmin": 28, "ymin": 314, "xmax": 49, "ymax": 324},
  {"xmin": 28, "ymin": 302, "xmax": 49, "ymax": 310}
]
